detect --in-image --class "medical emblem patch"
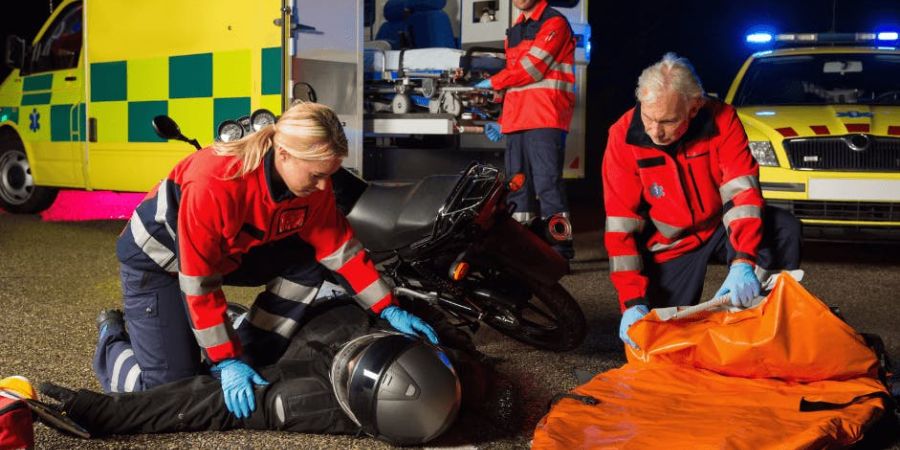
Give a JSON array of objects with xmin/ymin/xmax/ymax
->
[
  {"xmin": 276, "ymin": 207, "xmax": 308, "ymax": 234},
  {"xmin": 650, "ymin": 183, "xmax": 665, "ymax": 198}
]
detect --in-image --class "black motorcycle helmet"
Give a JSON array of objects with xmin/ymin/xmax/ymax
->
[{"xmin": 330, "ymin": 331, "xmax": 461, "ymax": 445}]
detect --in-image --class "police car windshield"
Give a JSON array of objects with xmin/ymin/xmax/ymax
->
[{"xmin": 733, "ymin": 53, "xmax": 900, "ymax": 107}]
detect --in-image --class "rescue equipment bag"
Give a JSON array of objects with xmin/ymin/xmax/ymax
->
[
  {"xmin": 532, "ymin": 273, "xmax": 891, "ymax": 449},
  {"xmin": 0, "ymin": 376, "xmax": 36, "ymax": 449}
]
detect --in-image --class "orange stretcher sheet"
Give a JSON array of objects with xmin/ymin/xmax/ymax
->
[{"xmin": 532, "ymin": 273, "xmax": 889, "ymax": 449}]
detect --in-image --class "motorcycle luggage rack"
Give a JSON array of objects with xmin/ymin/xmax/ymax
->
[{"xmin": 431, "ymin": 163, "xmax": 501, "ymax": 239}]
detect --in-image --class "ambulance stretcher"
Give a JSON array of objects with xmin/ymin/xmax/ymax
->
[{"xmin": 363, "ymin": 46, "xmax": 505, "ymax": 135}]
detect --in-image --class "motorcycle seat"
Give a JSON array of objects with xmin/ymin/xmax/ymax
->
[{"xmin": 347, "ymin": 175, "xmax": 460, "ymax": 252}]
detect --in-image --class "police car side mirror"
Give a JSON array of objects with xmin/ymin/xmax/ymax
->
[{"xmin": 5, "ymin": 35, "xmax": 25, "ymax": 70}]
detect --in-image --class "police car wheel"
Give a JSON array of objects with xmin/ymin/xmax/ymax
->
[{"xmin": 0, "ymin": 145, "xmax": 58, "ymax": 214}]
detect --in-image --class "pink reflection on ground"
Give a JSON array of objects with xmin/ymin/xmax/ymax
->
[{"xmin": 39, "ymin": 190, "xmax": 146, "ymax": 222}]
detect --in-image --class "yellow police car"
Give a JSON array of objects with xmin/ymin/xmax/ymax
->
[{"xmin": 725, "ymin": 31, "xmax": 900, "ymax": 238}]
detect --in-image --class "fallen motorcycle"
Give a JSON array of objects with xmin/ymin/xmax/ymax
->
[{"xmin": 152, "ymin": 113, "xmax": 586, "ymax": 351}]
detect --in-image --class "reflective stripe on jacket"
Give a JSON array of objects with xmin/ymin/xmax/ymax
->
[
  {"xmin": 491, "ymin": 1, "xmax": 576, "ymax": 133},
  {"xmin": 602, "ymin": 101, "xmax": 764, "ymax": 311},
  {"xmin": 116, "ymin": 148, "xmax": 395, "ymax": 362}
]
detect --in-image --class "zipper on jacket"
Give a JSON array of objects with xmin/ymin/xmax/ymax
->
[
  {"xmin": 687, "ymin": 165, "xmax": 706, "ymax": 213},
  {"xmin": 665, "ymin": 146, "xmax": 695, "ymax": 227}
]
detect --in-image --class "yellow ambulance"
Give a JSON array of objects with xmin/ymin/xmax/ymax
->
[
  {"xmin": 726, "ymin": 31, "xmax": 900, "ymax": 238},
  {"xmin": 0, "ymin": 0, "xmax": 285, "ymax": 213}
]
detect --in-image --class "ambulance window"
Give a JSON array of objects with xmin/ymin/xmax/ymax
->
[{"xmin": 28, "ymin": 2, "xmax": 83, "ymax": 74}]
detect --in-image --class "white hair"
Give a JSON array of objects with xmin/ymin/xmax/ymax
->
[{"xmin": 635, "ymin": 52, "xmax": 705, "ymax": 104}]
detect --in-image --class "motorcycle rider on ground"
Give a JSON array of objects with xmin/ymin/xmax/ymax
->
[{"xmin": 43, "ymin": 301, "xmax": 496, "ymax": 446}]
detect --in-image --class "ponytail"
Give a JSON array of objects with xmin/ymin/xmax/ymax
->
[
  {"xmin": 213, "ymin": 124, "xmax": 276, "ymax": 179},
  {"xmin": 212, "ymin": 102, "xmax": 348, "ymax": 179}
]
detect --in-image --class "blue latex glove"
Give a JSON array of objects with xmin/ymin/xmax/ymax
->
[
  {"xmin": 215, "ymin": 358, "xmax": 269, "ymax": 419},
  {"xmin": 618, "ymin": 305, "xmax": 649, "ymax": 349},
  {"xmin": 715, "ymin": 262, "xmax": 761, "ymax": 308},
  {"xmin": 380, "ymin": 306, "xmax": 439, "ymax": 344},
  {"xmin": 484, "ymin": 122, "xmax": 503, "ymax": 142},
  {"xmin": 474, "ymin": 78, "xmax": 493, "ymax": 89}
]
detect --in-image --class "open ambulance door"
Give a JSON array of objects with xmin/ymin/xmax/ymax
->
[{"xmin": 289, "ymin": 0, "xmax": 365, "ymax": 175}]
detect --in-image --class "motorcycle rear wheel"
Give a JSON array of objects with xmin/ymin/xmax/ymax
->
[{"xmin": 469, "ymin": 270, "xmax": 586, "ymax": 352}]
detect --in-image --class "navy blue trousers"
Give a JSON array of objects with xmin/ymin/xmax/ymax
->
[
  {"xmin": 94, "ymin": 237, "xmax": 329, "ymax": 393},
  {"xmin": 505, "ymin": 128, "xmax": 568, "ymax": 219},
  {"xmin": 642, "ymin": 206, "xmax": 802, "ymax": 308}
]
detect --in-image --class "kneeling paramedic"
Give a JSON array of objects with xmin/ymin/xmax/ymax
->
[
  {"xmin": 46, "ymin": 302, "xmax": 486, "ymax": 446},
  {"xmin": 94, "ymin": 102, "xmax": 438, "ymax": 420},
  {"xmin": 602, "ymin": 53, "xmax": 801, "ymax": 349}
]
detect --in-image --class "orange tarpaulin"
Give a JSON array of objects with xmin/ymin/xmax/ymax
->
[{"xmin": 532, "ymin": 273, "xmax": 889, "ymax": 449}]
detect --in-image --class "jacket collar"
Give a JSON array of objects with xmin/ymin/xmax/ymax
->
[
  {"xmin": 625, "ymin": 100, "xmax": 719, "ymax": 153},
  {"xmin": 263, "ymin": 149, "xmax": 296, "ymax": 202},
  {"xmin": 515, "ymin": 0, "xmax": 549, "ymax": 24}
]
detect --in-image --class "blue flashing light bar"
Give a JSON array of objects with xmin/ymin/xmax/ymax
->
[
  {"xmin": 746, "ymin": 33, "xmax": 773, "ymax": 44},
  {"xmin": 745, "ymin": 26, "xmax": 900, "ymax": 47}
]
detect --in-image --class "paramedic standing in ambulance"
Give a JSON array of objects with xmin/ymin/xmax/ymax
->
[
  {"xmin": 478, "ymin": 0, "xmax": 577, "ymax": 260},
  {"xmin": 603, "ymin": 53, "xmax": 801, "ymax": 349},
  {"xmin": 93, "ymin": 102, "xmax": 438, "ymax": 420}
]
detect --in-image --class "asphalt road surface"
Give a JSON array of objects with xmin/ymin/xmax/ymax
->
[{"xmin": 1, "ymin": 213, "xmax": 897, "ymax": 449}]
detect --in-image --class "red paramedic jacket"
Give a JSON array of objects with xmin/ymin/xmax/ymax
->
[
  {"xmin": 116, "ymin": 148, "xmax": 395, "ymax": 363},
  {"xmin": 490, "ymin": 0, "xmax": 576, "ymax": 133},
  {"xmin": 602, "ymin": 101, "xmax": 764, "ymax": 311}
]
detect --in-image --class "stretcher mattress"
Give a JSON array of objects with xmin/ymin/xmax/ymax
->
[
  {"xmin": 532, "ymin": 273, "xmax": 890, "ymax": 449},
  {"xmin": 364, "ymin": 47, "xmax": 504, "ymax": 80}
]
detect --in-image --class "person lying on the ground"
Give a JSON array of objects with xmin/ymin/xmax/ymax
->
[{"xmin": 40, "ymin": 301, "xmax": 490, "ymax": 446}]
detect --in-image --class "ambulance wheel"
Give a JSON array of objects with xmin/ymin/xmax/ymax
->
[{"xmin": 0, "ymin": 145, "xmax": 58, "ymax": 214}]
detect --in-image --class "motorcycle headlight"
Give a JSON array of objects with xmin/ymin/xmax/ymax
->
[
  {"xmin": 748, "ymin": 141, "xmax": 779, "ymax": 166},
  {"xmin": 217, "ymin": 120, "xmax": 244, "ymax": 142},
  {"xmin": 251, "ymin": 109, "xmax": 277, "ymax": 132}
]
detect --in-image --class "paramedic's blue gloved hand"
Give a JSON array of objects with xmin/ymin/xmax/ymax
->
[
  {"xmin": 715, "ymin": 262, "xmax": 761, "ymax": 308},
  {"xmin": 474, "ymin": 78, "xmax": 493, "ymax": 89},
  {"xmin": 618, "ymin": 305, "xmax": 649, "ymax": 349},
  {"xmin": 381, "ymin": 306, "xmax": 440, "ymax": 344},
  {"xmin": 215, "ymin": 358, "xmax": 269, "ymax": 419},
  {"xmin": 484, "ymin": 122, "xmax": 503, "ymax": 142}
]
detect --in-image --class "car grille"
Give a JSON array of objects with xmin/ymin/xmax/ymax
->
[
  {"xmin": 783, "ymin": 136, "xmax": 900, "ymax": 171},
  {"xmin": 768, "ymin": 199, "xmax": 900, "ymax": 223}
]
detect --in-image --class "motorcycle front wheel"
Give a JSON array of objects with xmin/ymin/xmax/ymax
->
[{"xmin": 466, "ymin": 268, "xmax": 586, "ymax": 352}]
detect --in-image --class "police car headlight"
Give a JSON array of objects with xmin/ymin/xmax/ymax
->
[
  {"xmin": 217, "ymin": 120, "xmax": 244, "ymax": 142},
  {"xmin": 749, "ymin": 141, "xmax": 779, "ymax": 166},
  {"xmin": 251, "ymin": 109, "xmax": 277, "ymax": 132}
]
